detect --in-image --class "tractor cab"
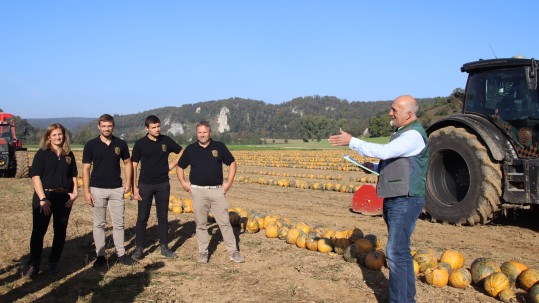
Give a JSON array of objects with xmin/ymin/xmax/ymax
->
[{"xmin": 462, "ymin": 58, "xmax": 539, "ymax": 157}]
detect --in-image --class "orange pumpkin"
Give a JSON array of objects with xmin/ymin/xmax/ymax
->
[
  {"xmin": 365, "ymin": 250, "xmax": 386, "ymax": 271},
  {"xmin": 449, "ymin": 268, "xmax": 472, "ymax": 289},
  {"xmin": 440, "ymin": 249, "xmax": 465, "ymax": 270},
  {"xmin": 317, "ymin": 238, "xmax": 334, "ymax": 253},
  {"xmin": 355, "ymin": 238, "xmax": 373, "ymax": 254},
  {"xmin": 518, "ymin": 268, "xmax": 539, "ymax": 291},
  {"xmin": 500, "ymin": 260, "xmax": 527, "ymax": 286},
  {"xmin": 286, "ymin": 228, "xmax": 301, "ymax": 245},
  {"xmin": 470, "ymin": 259, "xmax": 500, "ymax": 286},
  {"xmin": 425, "ymin": 265, "xmax": 449, "ymax": 288},
  {"xmin": 484, "ymin": 272, "xmax": 510, "ymax": 298},
  {"xmin": 265, "ymin": 223, "xmax": 279, "ymax": 238}
]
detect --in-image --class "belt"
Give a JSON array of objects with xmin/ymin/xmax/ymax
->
[
  {"xmin": 44, "ymin": 187, "xmax": 68, "ymax": 193},
  {"xmin": 191, "ymin": 184, "xmax": 222, "ymax": 189}
]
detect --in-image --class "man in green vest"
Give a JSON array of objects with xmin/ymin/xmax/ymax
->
[{"xmin": 329, "ymin": 95, "xmax": 429, "ymax": 303}]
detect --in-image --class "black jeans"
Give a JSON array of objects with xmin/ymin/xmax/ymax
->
[
  {"xmin": 29, "ymin": 192, "xmax": 72, "ymax": 267},
  {"xmin": 136, "ymin": 182, "xmax": 170, "ymax": 247}
]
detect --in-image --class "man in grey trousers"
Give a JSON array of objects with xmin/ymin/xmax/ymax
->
[{"xmin": 83, "ymin": 114, "xmax": 136, "ymax": 268}]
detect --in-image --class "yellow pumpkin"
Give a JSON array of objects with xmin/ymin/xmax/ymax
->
[
  {"xmin": 500, "ymin": 260, "xmax": 528, "ymax": 286},
  {"xmin": 278, "ymin": 226, "xmax": 290, "ymax": 240},
  {"xmin": 286, "ymin": 228, "xmax": 302, "ymax": 245},
  {"xmin": 256, "ymin": 217, "xmax": 265, "ymax": 229},
  {"xmin": 413, "ymin": 260, "xmax": 419, "ymax": 276},
  {"xmin": 322, "ymin": 229, "xmax": 336, "ymax": 239},
  {"xmin": 265, "ymin": 223, "xmax": 279, "ymax": 238},
  {"xmin": 414, "ymin": 249, "xmax": 438, "ymax": 273},
  {"xmin": 425, "ymin": 265, "xmax": 449, "ymax": 288},
  {"xmin": 305, "ymin": 237, "xmax": 318, "ymax": 251},
  {"xmin": 449, "ymin": 268, "xmax": 472, "ymax": 289},
  {"xmin": 440, "ymin": 249, "xmax": 465, "ymax": 270},
  {"xmin": 245, "ymin": 217, "xmax": 260, "ymax": 234},
  {"xmin": 484, "ymin": 272, "xmax": 510, "ymax": 298},
  {"xmin": 317, "ymin": 238, "xmax": 334, "ymax": 253},
  {"xmin": 172, "ymin": 205, "xmax": 183, "ymax": 214},
  {"xmin": 498, "ymin": 288, "xmax": 517, "ymax": 303},
  {"xmin": 264, "ymin": 215, "xmax": 279, "ymax": 228},
  {"xmin": 296, "ymin": 233, "xmax": 308, "ymax": 249},
  {"xmin": 295, "ymin": 222, "xmax": 311, "ymax": 234}
]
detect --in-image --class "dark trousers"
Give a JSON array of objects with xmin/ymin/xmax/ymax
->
[
  {"xmin": 136, "ymin": 182, "xmax": 170, "ymax": 247},
  {"xmin": 29, "ymin": 192, "xmax": 72, "ymax": 267}
]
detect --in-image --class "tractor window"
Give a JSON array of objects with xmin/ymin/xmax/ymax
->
[
  {"xmin": 0, "ymin": 125, "xmax": 12, "ymax": 142},
  {"xmin": 465, "ymin": 67, "xmax": 539, "ymax": 125}
]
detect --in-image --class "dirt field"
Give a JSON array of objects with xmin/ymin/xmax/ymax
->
[{"xmin": 0, "ymin": 151, "xmax": 538, "ymax": 303}]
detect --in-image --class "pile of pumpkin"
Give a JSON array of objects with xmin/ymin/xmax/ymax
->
[
  {"xmin": 167, "ymin": 194, "xmax": 193, "ymax": 214},
  {"xmin": 412, "ymin": 248, "xmax": 539, "ymax": 302},
  {"xmin": 234, "ymin": 209, "xmax": 390, "ymax": 271},
  {"xmin": 235, "ymin": 175, "xmax": 370, "ymax": 193}
]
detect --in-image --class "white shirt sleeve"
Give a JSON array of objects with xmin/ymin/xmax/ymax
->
[{"xmin": 348, "ymin": 129, "xmax": 426, "ymax": 160}]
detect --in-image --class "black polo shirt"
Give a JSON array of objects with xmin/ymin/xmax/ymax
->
[
  {"xmin": 132, "ymin": 134, "xmax": 182, "ymax": 184},
  {"xmin": 82, "ymin": 135, "xmax": 130, "ymax": 188},
  {"xmin": 30, "ymin": 148, "xmax": 78, "ymax": 191},
  {"xmin": 178, "ymin": 139, "xmax": 235, "ymax": 186}
]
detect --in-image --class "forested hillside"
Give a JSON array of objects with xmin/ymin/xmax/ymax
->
[{"xmin": 13, "ymin": 92, "xmax": 463, "ymax": 144}]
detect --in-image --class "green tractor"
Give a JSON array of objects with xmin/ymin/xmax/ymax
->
[
  {"xmin": 0, "ymin": 113, "xmax": 29, "ymax": 178},
  {"xmin": 426, "ymin": 57, "xmax": 538, "ymax": 225}
]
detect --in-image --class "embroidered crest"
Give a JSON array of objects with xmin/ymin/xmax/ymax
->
[
  {"xmin": 114, "ymin": 147, "xmax": 121, "ymax": 155},
  {"xmin": 65, "ymin": 156, "xmax": 72, "ymax": 165},
  {"xmin": 162, "ymin": 144, "xmax": 167, "ymax": 152},
  {"xmin": 212, "ymin": 150, "xmax": 218, "ymax": 157}
]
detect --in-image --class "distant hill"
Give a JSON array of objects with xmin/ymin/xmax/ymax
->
[
  {"xmin": 70, "ymin": 95, "xmax": 447, "ymax": 144},
  {"xmin": 15, "ymin": 94, "xmax": 462, "ymax": 144},
  {"xmin": 27, "ymin": 117, "xmax": 96, "ymax": 131}
]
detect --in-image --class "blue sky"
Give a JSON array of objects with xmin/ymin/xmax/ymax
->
[{"xmin": 1, "ymin": 1, "xmax": 537, "ymax": 118}]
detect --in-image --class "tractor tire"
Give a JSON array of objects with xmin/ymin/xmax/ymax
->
[
  {"xmin": 14, "ymin": 150, "xmax": 29, "ymax": 178},
  {"xmin": 425, "ymin": 126, "xmax": 502, "ymax": 225}
]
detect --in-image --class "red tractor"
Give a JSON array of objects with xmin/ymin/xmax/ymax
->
[{"xmin": 0, "ymin": 113, "xmax": 29, "ymax": 178}]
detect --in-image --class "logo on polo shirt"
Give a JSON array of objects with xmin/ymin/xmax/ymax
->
[
  {"xmin": 212, "ymin": 150, "xmax": 218, "ymax": 157},
  {"xmin": 65, "ymin": 156, "xmax": 72, "ymax": 165},
  {"xmin": 114, "ymin": 147, "xmax": 120, "ymax": 155},
  {"xmin": 162, "ymin": 144, "xmax": 167, "ymax": 152}
]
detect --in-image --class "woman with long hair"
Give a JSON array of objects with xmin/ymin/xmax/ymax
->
[{"xmin": 26, "ymin": 123, "xmax": 78, "ymax": 278}]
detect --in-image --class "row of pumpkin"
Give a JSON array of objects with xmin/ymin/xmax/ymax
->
[
  {"xmin": 235, "ymin": 175, "xmax": 368, "ymax": 193},
  {"xmin": 165, "ymin": 198, "xmax": 539, "ymax": 303}
]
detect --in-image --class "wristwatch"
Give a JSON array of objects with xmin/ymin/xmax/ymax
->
[{"xmin": 40, "ymin": 197, "xmax": 48, "ymax": 202}]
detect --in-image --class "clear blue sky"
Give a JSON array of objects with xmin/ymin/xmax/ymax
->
[{"xmin": 1, "ymin": 1, "xmax": 538, "ymax": 118}]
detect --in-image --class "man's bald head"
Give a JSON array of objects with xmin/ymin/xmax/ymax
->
[{"xmin": 390, "ymin": 95, "xmax": 418, "ymax": 128}]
